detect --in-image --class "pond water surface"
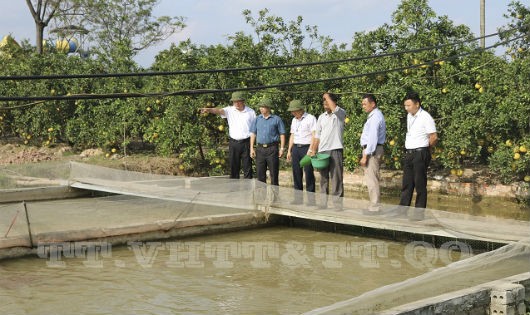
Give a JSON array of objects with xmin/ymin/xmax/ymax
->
[{"xmin": 0, "ymin": 226, "xmax": 467, "ymax": 315}]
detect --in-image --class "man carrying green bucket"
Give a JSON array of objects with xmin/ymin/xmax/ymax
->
[
  {"xmin": 311, "ymin": 92, "xmax": 346, "ymax": 210},
  {"xmin": 286, "ymin": 99, "xmax": 317, "ymax": 205}
]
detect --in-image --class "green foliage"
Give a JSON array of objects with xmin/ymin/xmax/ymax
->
[
  {"xmin": 489, "ymin": 136, "xmax": 530, "ymax": 183},
  {"xmin": 1, "ymin": 0, "xmax": 529, "ymax": 181}
]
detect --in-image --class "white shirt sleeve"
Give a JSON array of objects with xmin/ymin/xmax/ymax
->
[{"xmin": 424, "ymin": 112, "xmax": 437, "ymax": 134}]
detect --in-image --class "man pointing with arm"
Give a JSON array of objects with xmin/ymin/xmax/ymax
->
[{"xmin": 200, "ymin": 91, "xmax": 256, "ymax": 179}]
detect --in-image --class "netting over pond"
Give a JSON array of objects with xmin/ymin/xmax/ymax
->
[
  {"xmin": 1, "ymin": 161, "xmax": 529, "ymax": 246},
  {"xmin": 69, "ymin": 162, "xmax": 530, "ymax": 243},
  {"xmin": 0, "ymin": 160, "xmax": 70, "ymax": 188},
  {"xmin": 304, "ymin": 240, "xmax": 530, "ymax": 314},
  {"xmin": 0, "ymin": 161, "xmax": 529, "ymax": 314}
]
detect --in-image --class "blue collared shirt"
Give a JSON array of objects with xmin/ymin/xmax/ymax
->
[
  {"xmin": 250, "ymin": 114, "xmax": 286, "ymax": 144},
  {"xmin": 360, "ymin": 107, "xmax": 386, "ymax": 155}
]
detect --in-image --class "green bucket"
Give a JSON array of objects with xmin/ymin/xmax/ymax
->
[
  {"xmin": 311, "ymin": 153, "xmax": 330, "ymax": 169},
  {"xmin": 299, "ymin": 155, "xmax": 312, "ymax": 168}
]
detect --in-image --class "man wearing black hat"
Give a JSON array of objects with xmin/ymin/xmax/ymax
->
[
  {"xmin": 200, "ymin": 91, "xmax": 256, "ymax": 179},
  {"xmin": 250, "ymin": 98, "xmax": 286, "ymax": 185}
]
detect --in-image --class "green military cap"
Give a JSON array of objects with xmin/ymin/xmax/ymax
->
[
  {"xmin": 258, "ymin": 98, "xmax": 273, "ymax": 108},
  {"xmin": 287, "ymin": 99, "xmax": 304, "ymax": 112},
  {"xmin": 230, "ymin": 91, "xmax": 246, "ymax": 102}
]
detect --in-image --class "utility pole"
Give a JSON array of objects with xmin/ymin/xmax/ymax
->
[{"xmin": 480, "ymin": 0, "xmax": 485, "ymax": 48}]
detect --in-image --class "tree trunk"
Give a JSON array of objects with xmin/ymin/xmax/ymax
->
[
  {"xmin": 36, "ymin": 22, "xmax": 45, "ymax": 54},
  {"xmin": 26, "ymin": 0, "xmax": 59, "ymax": 54}
]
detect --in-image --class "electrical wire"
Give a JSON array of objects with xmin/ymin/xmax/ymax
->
[
  {"xmin": 0, "ymin": 33, "xmax": 522, "ymax": 107},
  {"xmin": 0, "ymin": 29, "xmax": 513, "ymax": 82}
]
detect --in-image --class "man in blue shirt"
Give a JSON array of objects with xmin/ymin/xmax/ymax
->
[
  {"xmin": 250, "ymin": 98, "xmax": 286, "ymax": 185},
  {"xmin": 360, "ymin": 93, "xmax": 386, "ymax": 214}
]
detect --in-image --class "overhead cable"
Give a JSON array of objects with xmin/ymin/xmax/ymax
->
[
  {"xmin": 0, "ymin": 34, "xmax": 522, "ymax": 106},
  {"xmin": 0, "ymin": 29, "xmax": 513, "ymax": 82}
]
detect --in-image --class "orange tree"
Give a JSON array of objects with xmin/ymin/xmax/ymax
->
[
  {"xmin": 331, "ymin": 0, "xmax": 529, "ymax": 186},
  {"xmin": 1, "ymin": 0, "xmax": 528, "ymax": 185},
  {"xmin": 0, "ymin": 44, "xmax": 96, "ymax": 147},
  {"xmin": 487, "ymin": 1, "xmax": 530, "ymax": 183},
  {"xmin": 337, "ymin": 0, "xmax": 482, "ymax": 171},
  {"xmin": 144, "ymin": 9, "xmax": 338, "ymax": 175}
]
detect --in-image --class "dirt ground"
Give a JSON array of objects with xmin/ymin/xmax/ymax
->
[
  {"xmin": 0, "ymin": 142, "xmax": 181, "ymax": 175},
  {"xmin": 0, "ymin": 140, "xmax": 504, "ymax": 179},
  {"xmin": 0, "ymin": 143, "xmax": 69, "ymax": 165},
  {"xmin": 0, "ymin": 140, "xmax": 492, "ymax": 178}
]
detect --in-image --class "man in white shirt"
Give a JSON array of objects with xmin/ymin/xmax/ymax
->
[
  {"xmin": 286, "ymin": 100, "xmax": 317, "ymax": 205},
  {"xmin": 311, "ymin": 92, "xmax": 346, "ymax": 209},
  {"xmin": 200, "ymin": 91, "xmax": 256, "ymax": 179},
  {"xmin": 399, "ymin": 91, "xmax": 437, "ymax": 208}
]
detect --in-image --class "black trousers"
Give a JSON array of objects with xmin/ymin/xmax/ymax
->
[
  {"xmin": 256, "ymin": 145, "xmax": 280, "ymax": 185},
  {"xmin": 229, "ymin": 138, "xmax": 252, "ymax": 179},
  {"xmin": 291, "ymin": 145, "xmax": 315, "ymax": 204},
  {"xmin": 399, "ymin": 148, "xmax": 431, "ymax": 208}
]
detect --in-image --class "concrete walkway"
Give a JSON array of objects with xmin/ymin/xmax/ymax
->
[
  {"xmin": 66, "ymin": 163, "xmax": 530, "ymax": 244},
  {"xmin": 1, "ymin": 162, "xmax": 529, "ymax": 258},
  {"xmin": 278, "ymin": 168, "xmax": 526, "ymax": 201}
]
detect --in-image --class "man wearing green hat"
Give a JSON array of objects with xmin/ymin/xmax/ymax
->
[
  {"xmin": 200, "ymin": 91, "xmax": 256, "ymax": 179},
  {"xmin": 250, "ymin": 98, "xmax": 286, "ymax": 185},
  {"xmin": 286, "ymin": 99, "xmax": 317, "ymax": 205}
]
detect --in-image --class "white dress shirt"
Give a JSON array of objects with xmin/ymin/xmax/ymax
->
[
  {"xmin": 221, "ymin": 105, "xmax": 256, "ymax": 140},
  {"xmin": 405, "ymin": 108, "xmax": 436, "ymax": 149},
  {"xmin": 290, "ymin": 112, "xmax": 317, "ymax": 145}
]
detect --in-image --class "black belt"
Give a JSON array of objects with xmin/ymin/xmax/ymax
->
[
  {"xmin": 294, "ymin": 144, "xmax": 310, "ymax": 147},
  {"xmin": 229, "ymin": 137, "xmax": 250, "ymax": 143},
  {"xmin": 257, "ymin": 142, "xmax": 278, "ymax": 148},
  {"xmin": 362, "ymin": 144, "xmax": 384, "ymax": 149},
  {"xmin": 406, "ymin": 147, "xmax": 429, "ymax": 153}
]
